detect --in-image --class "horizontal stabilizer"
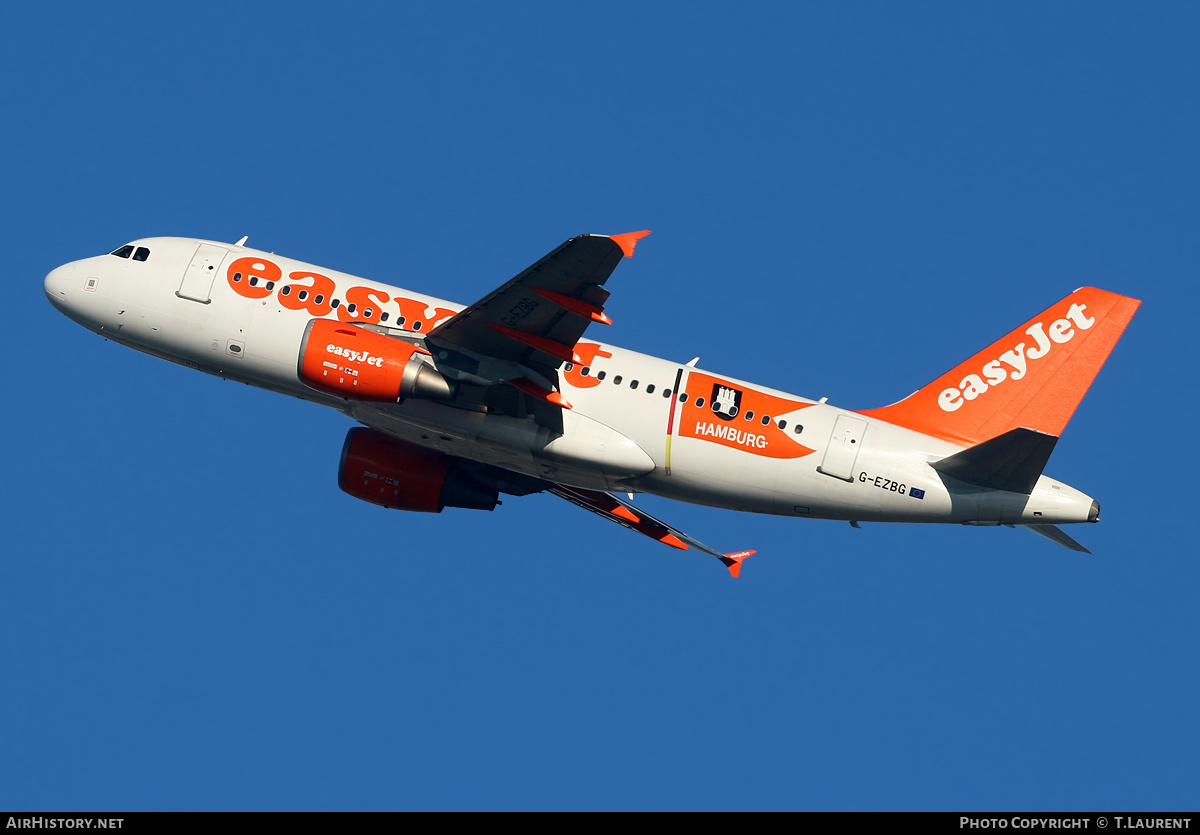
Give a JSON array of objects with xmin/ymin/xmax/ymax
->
[
  {"xmin": 931, "ymin": 427, "xmax": 1057, "ymax": 494},
  {"xmin": 1023, "ymin": 524, "xmax": 1092, "ymax": 554}
]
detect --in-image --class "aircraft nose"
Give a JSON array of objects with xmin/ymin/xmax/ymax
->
[{"xmin": 44, "ymin": 264, "xmax": 73, "ymax": 313}]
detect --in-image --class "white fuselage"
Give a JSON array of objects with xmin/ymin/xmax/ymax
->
[{"xmin": 44, "ymin": 237, "xmax": 1097, "ymax": 526}]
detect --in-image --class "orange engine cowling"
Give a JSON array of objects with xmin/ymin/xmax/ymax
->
[
  {"xmin": 299, "ymin": 318, "xmax": 453, "ymax": 401},
  {"xmin": 338, "ymin": 427, "xmax": 498, "ymax": 513}
]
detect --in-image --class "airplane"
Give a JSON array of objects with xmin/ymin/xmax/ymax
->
[{"xmin": 44, "ymin": 232, "xmax": 1140, "ymax": 576}]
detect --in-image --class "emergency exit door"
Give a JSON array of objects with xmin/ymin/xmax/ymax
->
[
  {"xmin": 177, "ymin": 244, "xmax": 227, "ymax": 303},
  {"xmin": 818, "ymin": 415, "xmax": 867, "ymax": 482}
]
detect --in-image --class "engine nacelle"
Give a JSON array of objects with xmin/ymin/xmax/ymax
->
[
  {"xmin": 338, "ymin": 427, "xmax": 498, "ymax": 513},
  {"xmin": 299, "ymin": 318, "xmax": 453, "ymax": 401}
]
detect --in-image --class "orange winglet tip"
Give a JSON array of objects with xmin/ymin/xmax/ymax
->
[
  {"xmin": 531, "ymin": 288, "xmax": 613, "ymax": 325},
  {"xmin": 659, "ymin": 532, "xmax": 688, "ymax": 551},
  {"xmin": 610, "ymin": 230, "xmax": 651, "ymax": 258},
  {"xmin": 719, "ymin": 550, "xmax": 756, "ymax": 578},
  {"xmin": 611, "ymin": 505, "xmax": 640, "ymax": 524}
]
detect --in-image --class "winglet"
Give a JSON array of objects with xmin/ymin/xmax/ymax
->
[
  {"xmin": 719, "ymin": 550, "xmax": 756, "ymax": 578},
  {"xmin": 610, "ymin": 230, "xmax": 651, "ymax": 258}
]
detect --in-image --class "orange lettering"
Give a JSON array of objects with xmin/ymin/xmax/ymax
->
[
  {"xmin": 280, "ymin": 271, "xmax": 335, "ymax": 317},
  {"xmin": 227, "ymin": 256, "xmax": 281, "ymax": 300},
  {"xmin": 337, "ymin": 285, "xmax": 391, "ymax": 325},
  {"xmin": 394, "ymin": 296, "xmax": 457, "ymax": 333},
  {"xmin": 563, "ymin": 343, "xmax": 613, "ymax": 389}
]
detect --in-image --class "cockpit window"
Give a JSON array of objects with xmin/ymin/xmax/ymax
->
[
  {"xmin": 110, "ymin": 245, "xmax": 134, "ymax": 259},
  {"xmin": 133, "ymin": 247, "xmax": 150, "ymax": 261}
]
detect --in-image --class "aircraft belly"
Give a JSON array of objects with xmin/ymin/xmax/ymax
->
[
  {"xmin": 639, "ymin": 469, "xmax": 780, "ymax": 514},
  {"xmin": 351, "ymin": 400, "xmax": 653, "ymax": 491},
  {"xmin": 653, "ymin": 435, "xmax": 781, "ymax": 513}
]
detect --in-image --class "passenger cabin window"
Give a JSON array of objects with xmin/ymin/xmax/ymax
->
[
  {"xmin": 110, "ymin": 245, "xmax": 134, "ymax": 259},
  {"xmin": 132, "ymin": 247, "xmax": 150, "ymax": 261}
]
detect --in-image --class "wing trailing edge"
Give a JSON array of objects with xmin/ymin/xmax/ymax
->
[{"xmin": 551, "ymin": 485, "xmax": 753, "ymax": 577}]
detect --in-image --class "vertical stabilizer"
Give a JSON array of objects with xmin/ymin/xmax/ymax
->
[{"xmin": 860, "ymin": 287, "xmax": 1140, "ymax": 446}]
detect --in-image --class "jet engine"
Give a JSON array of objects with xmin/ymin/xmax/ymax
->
[
  {"xmin": 338, "ymin": 427, "xmax": 498, "ymax": 513},
  {"xmin": 299, "ymin": 318, "xmax": 454, "ymax": 401}
]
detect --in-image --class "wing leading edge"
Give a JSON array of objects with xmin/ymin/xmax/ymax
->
[{"xmin": 426, "ymin": 232, "xmax": 649, "ymax": 389}]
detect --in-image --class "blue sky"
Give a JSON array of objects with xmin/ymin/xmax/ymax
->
[{"xmin": 2, "ymin": 2, "xmax": 1197, "ymax": 811}]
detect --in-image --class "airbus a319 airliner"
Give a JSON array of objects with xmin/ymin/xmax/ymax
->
[{"xmin": 44, "ymin": 232, "xmax": 1140, "ymax": 575}]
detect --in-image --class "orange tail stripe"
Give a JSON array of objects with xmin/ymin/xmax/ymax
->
[{"xmin": 859, "ymin": 287, "xmax": 1141, "ymax": 445}]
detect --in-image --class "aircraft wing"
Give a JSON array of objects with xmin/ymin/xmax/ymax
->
[
  {"xmin": 425, "ymin": 232, "xmax": 648, "ymax": 391},
  {"xmin": 551, "ymin": 484, "xmax": 755, "ymax": 577}
]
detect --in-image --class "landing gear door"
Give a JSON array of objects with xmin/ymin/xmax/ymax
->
[
  {"xmin": 818, "ymin": 414, "xmax": 867, "ymax": 482},
  {"xmin": 177, "ymin": 243, "xmax": 228, "ymax": 304}
]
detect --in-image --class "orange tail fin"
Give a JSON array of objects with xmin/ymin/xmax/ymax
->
[{"xmin": 859, "ymin": 287, "xmax": 1140, "ymax": 446}]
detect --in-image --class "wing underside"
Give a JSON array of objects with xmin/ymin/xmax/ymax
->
[{"xmin": 551, "ymin": 485, "xmax": 754, "ymax": 577}]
